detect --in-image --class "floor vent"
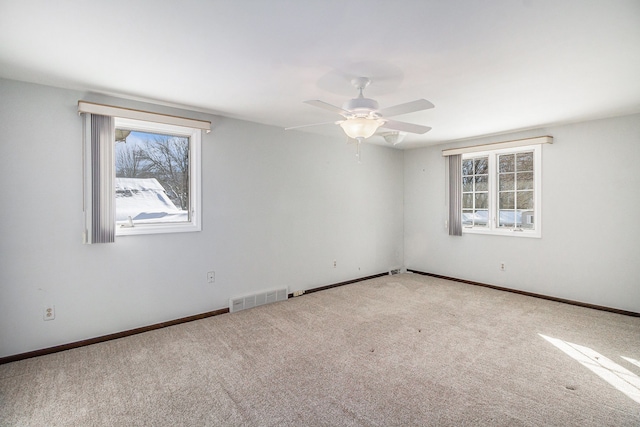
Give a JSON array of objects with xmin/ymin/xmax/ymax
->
[{"xmin": 229, "ymin": 288, "xmax": 288, "ymax": 313}]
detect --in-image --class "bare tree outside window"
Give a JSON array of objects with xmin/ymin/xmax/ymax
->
[
  {"xmin": 140, "ymin": 135, "xmax": 190, "ymax": 210},
  {"xmin": 116, "ymin": 144, "xmax": 147, "ymax": 179}
]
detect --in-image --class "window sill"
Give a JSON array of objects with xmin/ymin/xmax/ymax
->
[
  {"xmin": 462, "ymin": 227, "xmax": 541, "ymax": 238},
  {"xmin": 116, "ymin": 222, "xmax": 201, "ymax": 236}
]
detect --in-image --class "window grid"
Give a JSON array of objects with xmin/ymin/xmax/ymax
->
[
  {"xmin": 497, "ymin": 151, "xmax": 535, "ymax": 229},
  {"xmin": 460, "ymin": 144, "xmax": 541, "ymax": 238},
  {"xmin": 462, "ymin": 155, "xmax": 489, "ymax": 228}
]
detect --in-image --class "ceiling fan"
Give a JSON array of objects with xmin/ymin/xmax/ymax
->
[{"xmin": 286, "ymin": 77, "xmax": 434, "ymax": 143}]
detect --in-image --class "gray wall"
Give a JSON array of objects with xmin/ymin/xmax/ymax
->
[
  {"xmin": 2, "ymin": 77, "xmax": 638, "ymax": 359},
  {"xmin": 0, "ymin": 79, "xmax": 404, "ymax": 358},
  {"xmin": 404, "ymin": 114, "xmax": 640, "ymax": 313}
]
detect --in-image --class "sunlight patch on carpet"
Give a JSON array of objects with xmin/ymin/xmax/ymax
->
[
  {"xmin": 539, "ymin": 334, "xmax": 640, "ymax": 405},
  {"xmin": 621, "ymin": 356, "xmax": 640, "ymax": 369}
]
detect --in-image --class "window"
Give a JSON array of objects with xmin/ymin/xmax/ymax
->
[
  {"xmin": 114, "ymin": 118, "xmax": 201, "ymax": 236},
  {"xmin": 80, "ymin": 101, "xmax": 210, "ymax": 243},
  {"xmin": 461, "ymin": 144, "xmax": 541, "ymax": 237}
]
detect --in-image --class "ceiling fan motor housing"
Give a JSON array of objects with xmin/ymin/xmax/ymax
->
[{"xmin": 342, "ymin": 97, "xmax": 380, "ymax": 118}]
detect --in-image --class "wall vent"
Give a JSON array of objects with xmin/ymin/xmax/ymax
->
[
  {"xmin": 229, "ymin": 288, "xmax": 288, "ymax": 313},
  {"xmin": 389, "ymin": 267, "xmax": 405, "ymax": 275}
]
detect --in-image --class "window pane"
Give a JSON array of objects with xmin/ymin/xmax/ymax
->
[
  {"xmin": 517, "ymin": 172, "xmax": 534, "ymax": 190},
  {"xmin": 475, "ymin": 175, "xmax": 488, "ymax": 191},
  {"xmin": 499, "ymin": 154, "xmax": 515, "ymax": 173},
  {"xmin": 518, "ymin": 210, "xmax": 535, "ymax": 229},
  {"xmin": 462, "ymin": 159, "xmax": 473, "ymax": 176},
  {"xmin": 474, "ymin": 157, "xmax": 488, "ymax": 174},
  {"xmin": 462, "ymin": 155, "xmax": 490, "ymax": 229},
  {"xmin": 115, "ymin": 130, "xmax": 190, "ymax": 225},
  {"xmin": 463, "ymin": 176, "xmax": 473, "ymax": 192},
  {"xmin": 498, "ymin": 210, "xmax": 516, "ymax": 227},
  {"xmin": 516, "ymin": 152, "xmax": 533, "ymax": 171},
  {"xmin": 516, "ymin": 191, "xmax": 533, "ymax": 209},
  {"xmin": 475, "ymin": 193, "xmax": 488, "ymax": 209},
  {"xmin": 462, "ymin": 210, "xmax": 473, "ymax": 226},
  {"xmin": 474, "ymin": 210, "xmax": 489, "ymax": 227},
  {"xmin": 499, "ymin": 173, "xmax": 514, "ymax": 191},
  {"xmin": 463, "ymin": 193, "xmax": 473, "ymax": 209},
  {"xmin": 499, "ymin": 191, "xmax": 514, "ymax": 209}
]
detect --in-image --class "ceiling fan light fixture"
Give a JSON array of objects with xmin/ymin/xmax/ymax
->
[
  {"xmin": 340, "ymin": 117, "xmax": 384, "ymax": 139},
  {"xmin": 381, "ymin": 131, "xmax": 406, "ymax": 145}
]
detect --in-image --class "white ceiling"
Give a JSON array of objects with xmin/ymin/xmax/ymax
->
[{"xmin": 1, "ymin": 0, "xmax": 639, "ymax": 148}]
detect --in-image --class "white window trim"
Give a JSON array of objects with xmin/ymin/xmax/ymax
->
[
  {"xmin": 462, "ymin": 144, "xmax": 542, "ymax": 238},
  {"xmin": 114, "ymin": 117, "xmax": 202, "ymax": 236}
]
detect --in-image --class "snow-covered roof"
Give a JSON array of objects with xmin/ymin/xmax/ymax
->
[{"xmin": 115, "ymin": 177, "xmax": 187, "ymax": 223}]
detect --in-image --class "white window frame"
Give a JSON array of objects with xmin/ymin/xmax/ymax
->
[
  {"xmin": 114, "ymin": 117, "xmax": 202, "ymax": 236},
  {"xmin": 462, "ymin": 144, "xmax": 542, "ymax": 238}
]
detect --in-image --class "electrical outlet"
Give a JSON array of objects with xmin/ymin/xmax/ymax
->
[
  {"xmin": 500, "ymin": 262, "xmax": 506, "ymax": 271},
  {"xmin": 333, "ymin": 260, "xmax": 337, "ymax": 268},
  {"xmin": 44, "ymin": 305, "xmax": 55, "ymax": 321},
  {"xmin": 207, "ymin": 271, "xmax": 215, "ymax": 283}
]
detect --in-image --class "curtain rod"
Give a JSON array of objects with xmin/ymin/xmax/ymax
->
[
  {"xmin": 78, "ymin": 101, "xmax": 211, "ymax": 133},
  {"xmin": 442, "ymin": 136, "xmax": 552, "ymax": 156}
]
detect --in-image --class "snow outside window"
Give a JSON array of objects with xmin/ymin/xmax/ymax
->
[{"xmin": 114, "ymin": 118, "xmax": 201, "ymax": 236}]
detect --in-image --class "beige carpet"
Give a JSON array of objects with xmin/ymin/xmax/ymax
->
[{"xmin": 1, "ymin": 273, "xmax": 639, "ymax": 426}]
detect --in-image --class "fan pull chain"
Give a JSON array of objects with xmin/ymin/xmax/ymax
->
[{"xmin": 356, "ymin": 137, "xmax": 362, "ymax": 164}]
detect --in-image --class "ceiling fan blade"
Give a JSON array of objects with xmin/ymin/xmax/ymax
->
[
  {"xmin": 304, "ymin": 100, "xmax": 350, "ymax": 116},
  {"xmin": 285, "ymin": 120, "xmax": 339, "ymax": 131},
  {"xmin": 380, "ymin": 119, "xmax": 432, "ymax": 135},
  {"xmin": 378, "ymin": 99, "xmax": 434, "ymax": 118}
]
